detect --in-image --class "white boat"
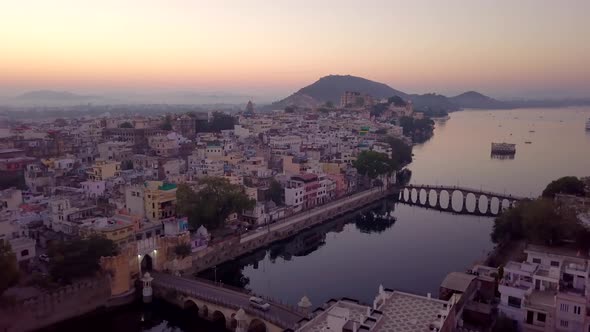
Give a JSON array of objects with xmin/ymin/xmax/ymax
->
[{"xmin": 586, "ymin": 118, "xmax": 590, "ymax": 130}]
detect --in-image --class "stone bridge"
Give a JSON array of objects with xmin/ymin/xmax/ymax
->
[
  {"xmin": 151, "ymin": 272, "xmax": 306, "ymax": 332},
  {"xmin": 398, "ymin": 184, "xmax": 526, "ymax": 216}
]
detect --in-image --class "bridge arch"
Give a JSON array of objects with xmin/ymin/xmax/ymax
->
[
  {"xmin": 439, "ymin": 190, "xmax": 450, "ymax": 209},
  {"xmin": 184, "ymin": 299, "xmax": 200, "ymax": 315},
  {"xmin": 402, "ymin": 188, "xmax": 410, "ymax": 202},
  {"xmin": 451, "ymin": 190, "xmax": 464, "ymax": 212},
  {"xmin": 478, "ymin": 195, "xmax": 490, "ymax": 214},
  {"xmin": 410, "ymin": 188, "xmax": 418, "ymax": 203},
  {"xmin": 427, "ymin": 189, "xmax": 438, "ymax": 207},
  {"xmin": 248, "ymin": 318, "xmax": 268, "ymax": 332},
  {"xmin": 419, "ymin": 188, "xmax": 428, "ymax": 205},
  {"xmin": 211, "ymin": 310, "xmax": 226, "ymax": 328},
  {"xmin": 464, "ymin": 192, "xmax": 478, "ymax": 213}
]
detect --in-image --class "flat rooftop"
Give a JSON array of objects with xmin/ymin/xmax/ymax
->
[{"xmin": 299, "ymin": 291, "xmax": 451, "ymax": 332}]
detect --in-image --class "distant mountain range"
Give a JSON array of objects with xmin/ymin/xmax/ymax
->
[{"xmin": 268, "ymin": 75, "xmax": 590, "ymax": 112}]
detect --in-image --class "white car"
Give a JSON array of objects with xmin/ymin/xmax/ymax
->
[
  {"xmin": 249, "ymin": 296, "xmax": 270, "ymax": 311},
  {"xmin": 39, "ymin": 254, "xmax": 50, "ymax": 263}
]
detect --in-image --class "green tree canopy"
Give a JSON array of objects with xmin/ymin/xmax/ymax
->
[
  {"xmin": 174, "ymin": 243, "xmax": 192, "ymax": 258},
  {"xmin": 160, "ymin": 115, "xmax": 173, "ymax": 131},
  {"xmin": 48, "ymin": 235, "xmax": 118, "ymax": 283},
  {"xmin": 542, "ymin": 176, "xmax": 585, "ymax": 198},
  {"xmin": 491, "ymin": 198, "xmax": 590, "ymax": 247},
  {"xmin": 387, "ymin": 95, "xmax": 407, "ymax": 107},
  {"xmin": 119, "ymin": 121, "xmax": 133, "ymax": 128},
  {"xmin": 0, "ymin": 242, "xmax": 19, "ymax": 295},
  {"xmin": 382, "ymin": 136, "xmax": 413, "ymax": 167},
  {"xmin": 176, "ymin": 177, "xmax": 255, "ymax": 229},
  {"xmin": 196, "ymin": 112, "xmax": 236, "ymax": 132},
  {"xmin": 268, "ymin": 179, "xmax": 284, "ymax": 205},
  {"xmin": 353, "ymin": 151, "xmax": 397, "ymax": 179}
]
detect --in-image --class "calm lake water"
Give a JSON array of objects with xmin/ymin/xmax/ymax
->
[{"xmin": 53, "ymin": 107, "xmax": 590, "ymax": 331}]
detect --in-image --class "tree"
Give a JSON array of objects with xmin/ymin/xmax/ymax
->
[
  {"xmin": 268, "ymin": 180, "xmax": 284, "ymax": 205},
  {"xmin": 542, "ymin": 176, "xmax": 585, "ymax": 198},
  {"xmin": 353, "ymin": 151, "xmax": 397, "ymax": 180},
  {"xmin": 387, "ymin": 95, "xmax": 406, "ymax": 106},
  {"xmin": 491, "ymin": 198, "xmax": 589, "ymax": 246},
  {"xmin": 491, "ymin": 203, "xmax": 525, "ymax": 243},
  {"xmin": 119, "ymin": 121, "xmax": 133, "ymax": 128},
  {"xmin": 48, "ymin": 235, "xmax": 118, "ymax": 283},
  {"xmin": 208, "ymin": 112, "xmax": 235, "ymax": 132},
  {"xmin": 382, "ymin": 136, "xmax": 413, "ymax": 167},
  {"xmin": 174, "ymin": 243, "xmax": 192, "ymax": 258},
  {"xmin": 160, "ymin": 115, "xmax": 173, "ymax": 131},
  {"xmin": 196, "ymin": 112, "xmax": 236, "ymax": 132},
  {"xmin": 176, "ymin": 178, "xmax": 255, "ymax": 229},
  {"xmin": 0, "ymin": 242, "xmax": 19, "ymax": 295},
  {"xmin": 398, "ymin": 116, "xmax": 434, "ymax": 143}
]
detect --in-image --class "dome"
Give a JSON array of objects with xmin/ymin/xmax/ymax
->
[{"xmin": 298, "ymin": 295, "xmax": 312, "ymax": 308}]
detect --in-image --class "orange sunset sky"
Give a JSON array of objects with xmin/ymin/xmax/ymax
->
[{"xmin": 1, "ymin": 0, "xmax": 589, "ymax": 100}]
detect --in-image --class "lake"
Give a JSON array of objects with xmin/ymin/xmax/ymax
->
[{"xmin": 52, "ymin": 107, "xmax": 590, "ymax": 331}]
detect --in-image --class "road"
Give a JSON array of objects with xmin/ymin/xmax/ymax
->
[
  {"xmin": 240, "ymin": 187, "xmax": 383, "ymax": 243},
  {"xmin": 151, "ymin": 272, "xmax": 304, "ymax": 327}
]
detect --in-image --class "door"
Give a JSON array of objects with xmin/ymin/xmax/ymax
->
[{"xmin": 527, "ymin": 311, "xmax": 534, "ymax": 324}]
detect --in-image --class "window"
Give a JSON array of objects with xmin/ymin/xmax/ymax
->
[
  {"xmin": 21, "ymin": 249, "xmax": 29, "ymax": 257},
  {"xmin": 532, "ymin": 258, "xmax": 541, "ymax": 264},
  {"xmin": 560, "ymin": 320, "xmax": 569, "ymax": 328},
  {"xmin": 560, "ymin": 303, "xmax": 569, "ymax": 312},
  {"xmin": 537, "ymin": 313, "xmax": 546, "ymax": 322},
  {"xmin": 508, "ymin": 296, "xmax": 522, "ymax": 308},
  {"xmin": 574, "ymin": 306, "xmax": 581, "ymax": 315},
  {"xmin": 550, "ymin": 261, "xmax": 559, "ymax": 267}
]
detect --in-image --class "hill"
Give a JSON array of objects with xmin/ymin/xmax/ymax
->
[
  {"xmin": 270, "ymin": 75, "xmax": 409, "ymax": 109},
  {"xmin": 449, "ymin": 91, "xmax": 507, "ymax": 109}
]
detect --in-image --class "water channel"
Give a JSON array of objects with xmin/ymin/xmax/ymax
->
[{"xmin": 49, "ymin": 107, "xmax": 590, "ymax": 331}]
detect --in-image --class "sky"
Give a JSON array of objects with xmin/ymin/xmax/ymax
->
[{"xmin": 1, "ymin": 0, "xmax": 589, "ymax": 101}]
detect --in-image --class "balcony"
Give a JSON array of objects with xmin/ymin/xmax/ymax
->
[{"xmin": 559, "ymin": 282, "xmax": 586, "ymax": 297}]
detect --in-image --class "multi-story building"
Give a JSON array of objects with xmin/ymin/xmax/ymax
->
[
  {"xmin": 0, "ymin": 188, "xmax": 22, "ymax": 211},
  {"xmin": 87, "ymin": 159, "xmax": 121, "ymax": 181},
  {"xmin": 498, "ymin": 244, "xmax": 590, "ymax": 332},
  {"xmin": 148, "ymin": 135, "xmax": 179, "ymax": 157},
  {"xmin": 340, "ymin": 91, "xmax": 374, "ymax": 108},
  {"xmin": 97, "ymin": 141, "xmax": 133, "ymax": 161},
  {"xmin": 143, "ymin": 181, "xmax": 177, "ymax": 223}
]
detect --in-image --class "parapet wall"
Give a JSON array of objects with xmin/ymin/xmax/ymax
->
[
  {"xmin": 0, "ymin": 277, "xmax": 111, "ymax": 332},
  {"xmin": 189, "ymin": 188, "xmax": 392, "ymax": 273}
]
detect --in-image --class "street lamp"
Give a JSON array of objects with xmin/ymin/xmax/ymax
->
[{"xmin": 214, "ymin": 265, "xmax": 217, "ymax": 284}]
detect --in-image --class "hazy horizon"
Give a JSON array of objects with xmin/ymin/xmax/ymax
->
[{"xmin": 1, "ymin": 0, "xmax": 589, "ymax": 102}]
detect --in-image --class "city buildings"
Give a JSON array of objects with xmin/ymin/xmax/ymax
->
[{"xmin": 498, "ymin": 244, "xmax": 590, "ymax": 331}]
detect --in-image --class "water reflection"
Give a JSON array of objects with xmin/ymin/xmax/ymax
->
[{"xmin": 198, "ymin": 201, "xmax": 397, "ymax": 290}]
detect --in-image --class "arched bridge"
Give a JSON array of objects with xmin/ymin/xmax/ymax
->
[
  {"xmin": 398, "ymin": 184, "xmax": 526, "ymax": 217},
  {"xmin": 151, "ymin": 272, "xmax": 305, "ymax": 332}
]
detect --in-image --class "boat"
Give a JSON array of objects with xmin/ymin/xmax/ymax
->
[
  {"xmin": 586, "ymin": 118, "xmax": 590, "ymax": 130},
  {"xmin": 529, "ymin": 130, "xmax": 535, "ymax": 133},
  {"xmin": 525, "ymin": 141, "xmax": 532, "ymax": 144},
  {"xmin": 491, "ymin": 142, "xmax": 516, "ymax": 155}
]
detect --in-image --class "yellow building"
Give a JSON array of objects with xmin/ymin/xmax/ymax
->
[
  {"xmin": 321, "ymin": 162, "xmax": 343, "ymax": 175},
  {"xmin": 144, "ymin": 181, "xmax": 177, "ymax": 222},
  {"xmin": 87, "ymin": 159, "xmax": 121, "ymax": 181},
  {"xmin": 99, "ymin": 222, "xmax": 135, "ymax": 245}
]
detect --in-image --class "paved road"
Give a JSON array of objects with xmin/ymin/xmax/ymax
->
[
  {"xmin": 151, "ymin": 272, "xmax": 304, "ymax": 327},
  {"xmin": 240, "ymin": 187, "xmax": 384, "ymax": 243}
]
